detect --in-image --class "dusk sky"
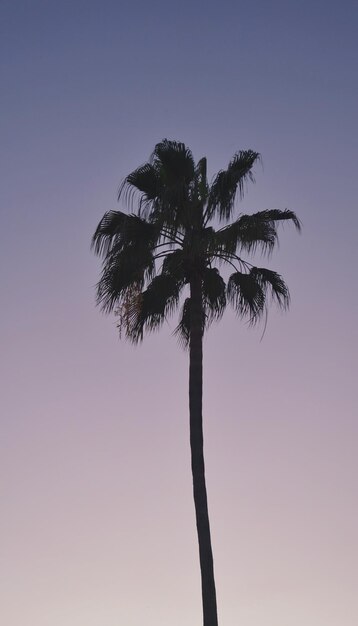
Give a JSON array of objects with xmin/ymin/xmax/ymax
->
[{"xmin": 1, "ymin": 1, "xmax": 357, "ymax": 625}]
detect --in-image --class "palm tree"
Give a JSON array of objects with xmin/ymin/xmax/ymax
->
[{"xmin": 92, "ymin": 139, "xmax": 300, "ymax": 626}]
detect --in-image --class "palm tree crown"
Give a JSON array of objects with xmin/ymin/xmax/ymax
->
[{"xmin": 92, "ymin": 139, "xmax": 300, "ymax": 342}]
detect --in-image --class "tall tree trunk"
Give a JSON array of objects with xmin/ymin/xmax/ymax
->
[{"xmin": 189, "ymin": 274, "xmax": 218, "ymax": 626}]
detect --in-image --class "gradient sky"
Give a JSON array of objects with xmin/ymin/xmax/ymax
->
[{"xmin": 1, "ymin": 1, "xmax": 357, "ymax": 625}]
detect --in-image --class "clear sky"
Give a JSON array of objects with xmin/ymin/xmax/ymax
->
[{"xmin": 1, "ymin": 1, "xmax": 357, "ymax": 625}]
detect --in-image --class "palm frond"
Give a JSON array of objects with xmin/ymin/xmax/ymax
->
[
  {"xmin": 118, "ymin": 163, "xmax": 161, "ymax": 216},
  {"xmin": 161, "ymin": 248, "xmax": 187, "ymax": 281},
  {"xmin": 251, "ymin": 267, "xmax": 290, "ymax": 309},
  {"xmin": 227, "ymin": 270, "xmax": 265, "ymax": 323},
  {"xmin": 202, "ymin": 268, "xmax": 227, "ymax": 323},
  {"xmin": 142, "ymin": 140, "xmax": 197, "ymax": 234},
  {"xmin": 207, "ymin": 150, "xmax": 261, "ymax": 220},
  {"xmin": 92, "ymin": 210, "xmax": 126, "ymax": 256},
  {"xmin": 213, "ymin": 208, "xmax": 300, "ymax": 257},
  {"xmin": 213, "ymin": 217, "xmax": 277, "ymax": 256},
  {"xmin": 247, "ymin": 209, "xmax": 301, "ymax": 232},
  {"xmin": 151, "ymin": 139, "xmax": 195, "ymax": 186},
  {"xmin": 227, "ymin": 265, "xmax": 290, "ymax": 324},
  {"xmin": 96, "ymin": 245, "xmax": 155, "ymax": 313},
  {"xmin": 123, "ymin": 272, "xmax": 184, "ymax": 343},
  {"xmin": 92, "ymin": 211, "xmax": 158, "ymax": 257}
]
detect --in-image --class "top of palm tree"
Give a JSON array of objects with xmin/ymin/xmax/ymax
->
[{"xmin": 92, "ymin": 139, "xmax": 300, "ymax": 346}]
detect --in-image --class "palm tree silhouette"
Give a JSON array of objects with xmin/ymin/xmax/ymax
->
[{"xmin": 92, "ymin": 139, "xmax": 300, "ymax": 626}]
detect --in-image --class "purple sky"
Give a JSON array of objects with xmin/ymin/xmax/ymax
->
[{"xmin": 1, "ymin": 2, "xmax": 357, "ymax": 625}]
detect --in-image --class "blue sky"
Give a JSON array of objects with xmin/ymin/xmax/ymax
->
[{"xmin": 1, "ymin": 2, "xmax": 357, "ymax": 625}]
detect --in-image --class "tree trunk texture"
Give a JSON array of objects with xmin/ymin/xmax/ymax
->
[{"xmin": 189, "ymin": 274, "xmax": 218, "ymax": 626}]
